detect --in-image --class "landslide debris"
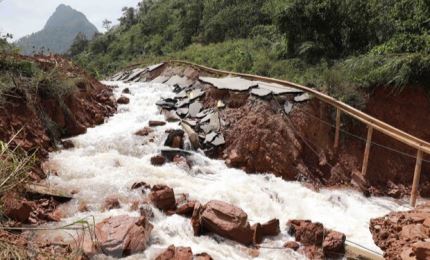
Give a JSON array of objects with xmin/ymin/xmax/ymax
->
[
  {"xmin": 0, "ymin": 54, "xmax": 116, "ymax": 159},
  {"xmin": 370, "ymin": 203, "xmax": 430, "ymax": 259},
  {"xmin": 116, "ymin": 63, "xmax": 430, "ymax": 199}
]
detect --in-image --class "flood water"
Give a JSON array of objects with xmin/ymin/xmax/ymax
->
[{"xmin": 43, "ymin": 81, "xmax": 409, "ymax": 259}]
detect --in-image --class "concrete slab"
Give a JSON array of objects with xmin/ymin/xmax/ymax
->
[
  {"xmin": 294, "ymin": 93, "xmax": 312, "ymax": 102},
  {"xmin": 147, "ymin": 62, "xmax": 165, "ymax": 72},
  {"xmin": 256, "ymin": 81, "xmax": 303, "ymax": 95},
  {"xmin": 199, "ymin": 76, "xmax": 257, "ymax": 91},
  {"xmin": 126, "ymin": 68, "xmax": 147, "ymax": 82},
  {"xmin": 189, "ymin": 102, "xmax": 203, "ymax": 117}
]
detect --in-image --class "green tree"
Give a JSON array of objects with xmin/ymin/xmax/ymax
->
[{"xmin": 68, "ymin": 32, "xmax": 88, "ymax": 57}]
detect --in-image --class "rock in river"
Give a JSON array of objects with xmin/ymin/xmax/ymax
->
[
  {"xmin": 117, "ymin": 96, "xmax": 130, "ymax": 104},
  {"xmin": 92, "ymin": 215, "xmax": 153, "ymax": 257},
  {"xmin": 192, "ymin": 200, "xmax": 254, "ymax": 245},
  {"xmin": 149, "ymin": 185, "xmax": 177, "ymax": 212}
]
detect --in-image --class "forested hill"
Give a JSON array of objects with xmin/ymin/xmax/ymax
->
[
  {"xmin": 16, "ymin": 4, "xmax": 98, "ymax": 55},
  {"xmin": 73, "ymin": 0, "xmax": 430, "ymax": 107}
]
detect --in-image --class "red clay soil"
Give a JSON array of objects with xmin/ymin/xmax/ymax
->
[
  {"xmin": 363, "ymin": 87, "xmax": 430, "ymax": 194},
  {"xmin": 0, "ymin": 55, "xmax": 116, "ymax": 160},
  {"xmin": 153, "ymin": 65, "xmax": 430, "ymax": 197},
  {"xmin": 369, "ymin": 202, "xmax": 430, "ymax": 259}
]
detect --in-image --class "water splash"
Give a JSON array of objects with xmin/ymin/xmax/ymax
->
[{"xmin": 44, "ymin": 81, "xmax": 408, "ymax": 259}]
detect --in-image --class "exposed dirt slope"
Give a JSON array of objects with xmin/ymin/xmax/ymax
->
[
  {"xmin": 0, "ymin": 55, "xmax": 116, "ymax": 162},
  {"xmin": 149, "ymin": 65, "xmax": 430, "ymax": 197}
]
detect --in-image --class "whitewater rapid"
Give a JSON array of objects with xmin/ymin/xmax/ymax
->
[{"xmin": 43, "ymin": 81, "xmax": 408, "ymax": 259}]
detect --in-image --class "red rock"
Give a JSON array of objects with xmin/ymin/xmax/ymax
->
[
  {"xmin": 284, "ymin": 241, "xmax": 300, "ymax": 251},
  {"xmin": 370, "ymin": 205, "xmax": 430, "ymax": 259},
  {"xmin": 102, "ymin": 196, "xmax": 120, "ymax": 211},
  {"xmin": 117, "ymin": 96, "xmax": 130, "ymax": 104},
  {"xmin": 199, "ymin": 200, "xmax": 253, "ymax": 245},
  {"xmin": 400, "ymin": 224, "xmax": 428, "ymax": 240},
  {"xmin": 149, "ymin": 120, "xmax": 166, "ymax": 127},
  {"xmin": 164, "ymin": 130, "xmax": 184, "ymax": 149},
  {"xmin": 176, "ymin": 200, "xmax": 196, "ymax": 217},
  {"xmin": 1, "ymin": 194, "xmax": 33, "ymax": 223},
  {"xmin": 252, "ymin": 219, "xmax": 280, "ymax": 244},
  {"xmin": 412, "ymin": 241, "xmax": 430, "ymax": 260},
  {"xmin": 260, "ymin": 219, "xmax": 280, "ymax": 237},
  {"xmin": 94, "ymin": 215, "xmax": 153, "ymax": 257},
  {"xmin": 149, "ymin": 185, "xmax": 176, "ymax": 211},
  {"xmin": 155, "ymin": 245, "xmax": 193, "ymax": 260},
  {"xmin": 252, "ymin": 223, "xmax": 263, "ymax": 244},
  {"xmin": 191, "ymin": 202, "xmax": 203, "ymax": 236},
  {"xmin": 288, "ymin": 220, "xmax": 324, "ymax": 246},
  {"xmin": 135, "ymin": 127, "xmax": 153, "ymax": 136},
  {"xmin": 322, "ymin": 230, "xmax": 346, "ymax": 256},
  {"xmin": 151, "ymin": 155, "xmax": 166, "ymax": 166}
]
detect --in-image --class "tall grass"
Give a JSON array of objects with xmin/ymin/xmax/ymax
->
[{"xmin": 0, "ymin": 136, "xmax": 36, "ymax": 195}]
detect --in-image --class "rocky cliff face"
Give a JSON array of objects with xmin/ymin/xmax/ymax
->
[{"xmin": 15, "ymin": 4, "xmax": 98, "ymax": 55}]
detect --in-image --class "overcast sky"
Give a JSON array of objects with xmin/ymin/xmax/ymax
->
[{"xmin": 0, "ymin": 0, "xmax": 141, "ymax": 40}]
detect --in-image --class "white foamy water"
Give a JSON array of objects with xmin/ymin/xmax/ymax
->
[{"xmin": 43, "ymin": 81, "xmax": 409, "ymax": 259}]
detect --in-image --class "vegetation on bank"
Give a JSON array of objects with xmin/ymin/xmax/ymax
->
[{"xmin": 68, "ymin": 0, "xmax": 430, "ymax": 107}]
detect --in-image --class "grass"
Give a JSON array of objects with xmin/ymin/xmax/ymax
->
[
  {"xmin": 0, "ymin": 240, "xmax": 29, "ymax": 259},
  {"xmin": 0, "ymin": 136, "xmax": 36, "ymax": 196}
]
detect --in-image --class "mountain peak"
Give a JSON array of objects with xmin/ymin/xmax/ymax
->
[{"xmin": 16, "ymin": 5, "xmax": 98, "ymax": 55}]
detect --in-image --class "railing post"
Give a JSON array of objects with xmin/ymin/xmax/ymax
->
[
  {"xmin": 334, "ymin": 108, "xmax": 341, "ymax": 150},
  {"xmin": 361, "ymin": 126, "xmax": 374, "ymax": 177},
  {"xmin": 410, "ymin": 149, "xmax": 423, "ymax": 207}
]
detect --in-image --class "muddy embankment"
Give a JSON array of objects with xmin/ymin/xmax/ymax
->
[
  {"xmin": 0, "ymin": 55, "xmax": 116, "ymax": 162},
  {"xmin": 120, "ymin": 63, "xmax": 430, "ymax": 199},
  {"xmin": 0, "ymin": 55, "xmax": 116, "ymax": 257}
]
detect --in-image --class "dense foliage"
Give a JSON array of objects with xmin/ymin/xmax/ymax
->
[
  {"xmin": 73, "ymin": 0, "xmax": 430, "ymax": 107},
  {"xmin": 16, "ymin": 4, "xmax": 98, "ymax": 55}
]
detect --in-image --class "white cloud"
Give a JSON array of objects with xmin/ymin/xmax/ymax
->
[{"xmin": 0, "ymin": 0, "xmax": 140, "ymax": 40}]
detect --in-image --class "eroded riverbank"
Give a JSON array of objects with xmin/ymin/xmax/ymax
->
[{"xmin": 38, "ymin": 80, "xmax": 410, "ymax": 259}]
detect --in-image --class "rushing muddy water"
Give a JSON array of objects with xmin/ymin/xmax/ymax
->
[{"xmin": 43, "ymin": 81, "xmax": 410, "ymax": 259}]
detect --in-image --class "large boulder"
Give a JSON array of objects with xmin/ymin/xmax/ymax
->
[
  {"xmin": 322, "ymin": 230, "xmax": 346, "ymax": 256},
  {"xmin": 94, "ymin": 215, "xmax": 153, "ymax": 257},
  {"xmin": 288, "ymin": 219, "xmax": 345, "ymax": 258},
  {"xmin": 149, "ymin": 185, "xmax": 177, "ymax": 211},
  {"xmin": 195, "ymin": 200, "xmax": 253, "ymax": 245},
  {"xmin": 288, "ymin": 220, "xmax": 324, "ymax": 246}
]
